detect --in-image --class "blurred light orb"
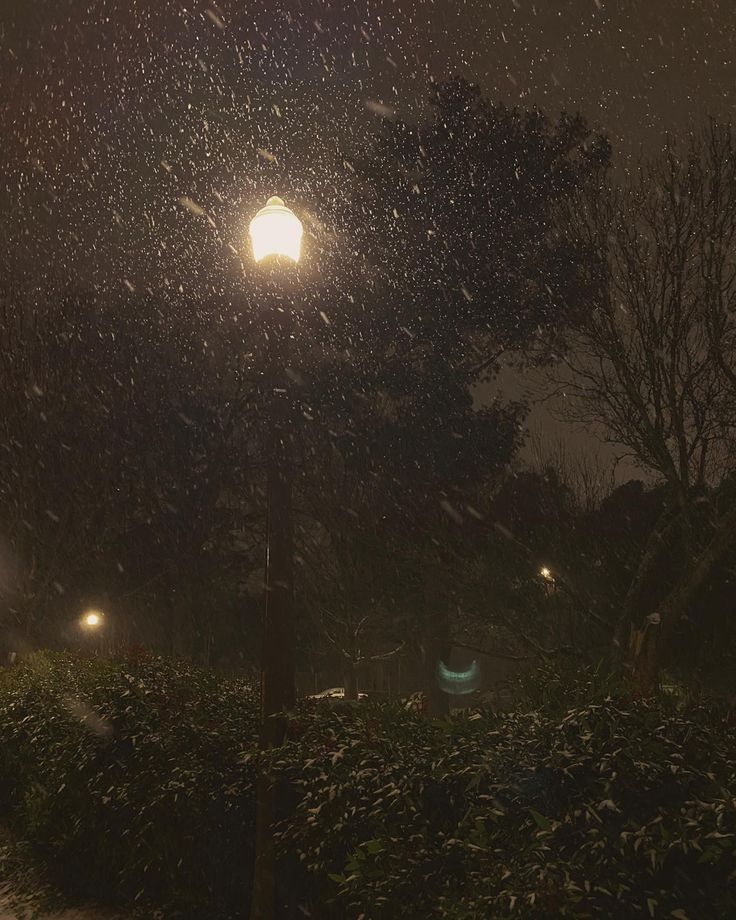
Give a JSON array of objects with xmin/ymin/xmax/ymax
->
[
  {"xmin": 82, "ymin": 609, "xmax": 103, "ymax": 629},
  {"xmin": 539, "ymin": 566, "xmax": 554, "ymax": 582},
  {"xmin": 249, "ymin": 196, "xmax": 303, "ymax": 263},
  {"xmin": 437, "ymin": 659, "xmax": 481, "ymax": 696}
]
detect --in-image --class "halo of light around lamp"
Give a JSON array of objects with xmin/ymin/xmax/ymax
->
[
  {"xmin": 81, "ymin": 609, "xmax": 104, "ymax": 630},
  {"xmin": 249, "ymin": 196, "xmax": 303, "ymax": 263}
]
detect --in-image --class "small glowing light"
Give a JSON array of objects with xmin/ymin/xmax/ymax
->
[
  {"xmin": 249, "ymin": 196, "xmax": 303, "ymax": 263},
  {"xmin": 437, "ymin": 659, "xmax": 481, "ymax": 696},
  {"xmin": 81, "ymin": 610, "xmax": 103, "ymax": 629},
  {"xmin": 539, "ymin": 566, "xmax": 554, "ymax": 582}
]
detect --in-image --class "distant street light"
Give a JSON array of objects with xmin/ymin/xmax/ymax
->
[
  {"xmin": 80, "ymin": 608, "xmax": 105, "ymax": 656},
  {"xmin": 248, "ymin": 195, "xmax": 303, "ymax": 920},
  {"xmin": 81, "ymin": 609, "xmax": 104, "ymax": 630},
  {"xmin": 539, "ymin": 566, "xmax": 554, "ymax": 582}
]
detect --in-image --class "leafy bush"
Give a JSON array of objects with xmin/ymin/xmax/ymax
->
[
  {"xmin": 273, "ymin": 696, "xmax": 736, "ymax": 918},
  {"xmin": 509, "ymin": 658, "xmax": 628, "ymax": 716},
  {"xmin": 3, "ymin": 654, "xmax": 735, "ymax": 919},
  {"xmin": 0, "ymin": 651, "xmax": 259, "ymax": 918}
]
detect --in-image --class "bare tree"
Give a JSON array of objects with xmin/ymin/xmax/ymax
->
[
  {"xmin": 557, "ymin": 122, "xmax": 736, "ymax": 691},
  {"xmin": 528, "ymin": 431, "xmax": 618, "ymax": 513},
  {"xmin": 298, "ymin": 479, "xmax": 407, "ymax": 701}
]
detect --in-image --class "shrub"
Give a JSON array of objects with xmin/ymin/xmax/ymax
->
[
  {"xmin": 3, "ymin": 654, "xmax": 736, "ymax": 919},
  {"xmin": 273, "ymin": 696, "xmax": 736, "ymax": 918},
  {"xmin": 0, "ymin": 651, "xmax": 259, "ymax": 918},
  {"xmin": 508, "ymin": 658, "xmax": 629, "ymax": 717}
]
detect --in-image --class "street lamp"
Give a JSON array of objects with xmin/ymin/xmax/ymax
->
[
  {"xmin": 249, "ymin": 196, "xmax": 303, "ymax": 264},
  {"xmin": 80, "ymin": 608, "xmax": 104, "ymax": 655},
  {"xmin": 80, "ymin": 608, "xmax": 104, "ymax": 630},
  {"xmin": 248, "ymin": 196, "xmax": 303, "ymax": 920},
  {"xmin": 249, "ymin": 196, "xmax": 303, "ymax": 749}
]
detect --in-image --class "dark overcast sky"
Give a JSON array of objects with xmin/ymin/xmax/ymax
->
[
  {"xmin": 1, "ymin": 0, "xmax": 733, "ymax": 472},
  {"xmin": 2, "ymin": 0, "xmax": 734, "ymax": 277},
  {"xmin": 3, "ymin": 0, "xmax": 734, "ymax": 149}
]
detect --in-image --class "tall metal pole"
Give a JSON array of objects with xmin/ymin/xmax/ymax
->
[
  {"xmin": 248, "ymin": 197, "xmax": 302, "ymax": 920},
  {"xmin": 261, "ymin": 305, "xmax": 296, "ymax": 743},
  {"xmin": 250, "ymin": 297, "xmax": 296, "ymax": 920}
]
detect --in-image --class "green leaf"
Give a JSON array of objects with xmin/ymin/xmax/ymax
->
[
  {"xmin": 364, "ymin": 839, "xmax": 384, "ymax": 855},
  {"xmin": 529, "ymin": 808, "xmax": 551, "ymax": 831}
]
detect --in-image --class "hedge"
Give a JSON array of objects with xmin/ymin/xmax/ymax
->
[
  {"xmin": 273, "ymin": 695, "xmax": 736, "ymax": 918},
  {"xmin": 2, "ymin": 653, "xmax": 735, "ymax": 919},
  {"xmin": 0, "ymin": 651, "xmax": 259, "ymax": 918}
]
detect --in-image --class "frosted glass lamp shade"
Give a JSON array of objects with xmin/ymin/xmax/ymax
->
[{"xmin": 249, "ymin": 196, "xmax": 303, "ymax": 263}]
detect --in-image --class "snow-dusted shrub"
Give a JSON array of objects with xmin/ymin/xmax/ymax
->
[
  {"xmin": 0, "ymin": 650, "xmax": 259, "ymax": 918},
  {"xmin": 274, "ymin": 694, "xmax": 736, "ymax": 918}
]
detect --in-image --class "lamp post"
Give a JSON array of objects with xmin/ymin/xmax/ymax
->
[
  {"xmin": 248, "ymin": 196, "xmax": 303, "ymax": 920},
  {"xmin": 79, "ymin": 608, "xmax": 105, "ymax": 655},
  {"xmin": 82, "ymin": 610, "xmax": 103, "ymax": 629},
  {"xmin": 249, "ymin": 195, "xmax": 303, "ymax": 742}
]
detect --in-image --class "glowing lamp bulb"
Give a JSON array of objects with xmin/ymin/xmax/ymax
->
[
  {"xmin": 82, "ymin": 610, "xmax": 102, "ymax": 628},
  {"xmin": 249, "ymin": 196, "xmax": 303, "ymax": 263},
  {"xmin": 539, "ymin": 566, "xmax": 553, "ymax": 582}
]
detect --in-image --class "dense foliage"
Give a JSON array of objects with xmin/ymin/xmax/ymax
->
[
  {"xmin": 0, "ymin": 651, "xmax": 259, "ymax": 918},
  {"xmin": 2, "ymin": 654, "xmax": 735, "ymax": 918},
  {"xmin": 274, "ymin": 691, "xmax": 736, "ymax": 919}
]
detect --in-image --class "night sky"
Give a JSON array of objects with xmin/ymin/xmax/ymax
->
[{"xmin": 1, "ymin": 0, "xmax": 734, "ymax": 467}]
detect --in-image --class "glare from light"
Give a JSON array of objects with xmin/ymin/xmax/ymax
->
[
  {"xmin": 81, "ymin": 609, "xmax": 103, "ymax": 629},
  {"xmin": 249, "ymin": 196, "xmax": 303, "ymax": 263},
  {"xmin": 539, "ymin": 566, "xmax": 554, "ymax": 582},
  {"xmin": 436, "ymin": 659, "xmax": 481, "ymax": 696}
]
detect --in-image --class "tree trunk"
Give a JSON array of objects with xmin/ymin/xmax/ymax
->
[
  {"xmin": 423, "ymin": 611, "xmax": 450, "ymax": 718},
  {"xmin": 344, "ymin": 658, "xmax": 358, "ymax": 701},
  {"xmin": 626, "ymin": 500, "xmax": 736, "ymax": 694},
  {"xmin": 613, "ymin": 506, "xmax": 681, "ymax": 660},
  {"xmin": 420, "ymin": 563, "xmax": 451, "ymax": 717},
  {"xmin": 627, "ymin": 616, "xmax": 661, "ymax": 696},
  {"xmin": 659, "ymin": 500, "xmax": 736, "ymax": 641}
]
